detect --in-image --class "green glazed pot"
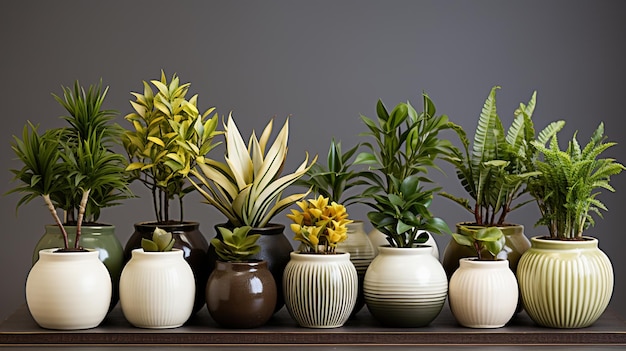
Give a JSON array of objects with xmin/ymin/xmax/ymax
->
[
  {"xmin": 32, "ymin": 224, "xmax": 124, "ymax": 311},
  {"xmin": 517, "ymin": 236, "xmax": 614, "ymax": 328}
]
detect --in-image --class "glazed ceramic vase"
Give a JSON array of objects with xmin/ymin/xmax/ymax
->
[
  {"xmin": 26, "ymin": 248, "xmax": 112, "ymax": 330},
  {"xmin": 208, "ymin": 223, "xmax": 292, "ymax": 313},
  {"xmin": 363, "ymin": 245, "xmax": 448, "ymax": 327},
  {"xmin": 336, "ymin": 221, "xmax": 376, "ymax": 315},
  {"xmin": 206, "ymin": 260, "xmax": 277, "ymax": 328},
  {"xmin": 368, "ymin": 228, "xmax": 439, "ymax": 259},
  {"xmin": 119, "ymin": 248, "xmax": 195, "ymax": 329},
  {"xmin": 442, "ymin": 223, "xmax": 530, "ymax": 279},
  {"xmin": 124, "ymin": 221, "xmax": 209, "ymax": 314},
  {"xmin": 448, "ymin": 258, "xmax": 518, "ymax": 328},
  {"xmin": 33, "ymin": 224, "xmax": 123, "ymax": 310},
  {"xmin": 517, "ymin": 236, "xmax": 613, "ymax": 328},
  {"xmin": 283, "ymin": 251, "xmax": 358, "ymax": 328}
]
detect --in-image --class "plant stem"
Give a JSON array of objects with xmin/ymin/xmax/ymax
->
[
  {"xmin": 43, "ymin": 194, "xmax": 69, "ymax": 249},
  {"xmin": 75, "ymin": 189, "xmax": 90, "ymax": 249}
]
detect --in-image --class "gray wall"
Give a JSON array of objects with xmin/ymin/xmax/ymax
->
[{"xmin": 2, "ymin": 0, "xmax": 625, "ymax": 322}]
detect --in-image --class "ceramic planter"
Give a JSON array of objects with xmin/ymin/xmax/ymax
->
[
  {"xmin": 208, "ymin": 223, "xmax": 292, "ymax": 313},
  {"xmin": 283, "ymin": 251, "xmax": 358, "ymax": 328},
  {"xmin": 33, "ymin": 224, "xmax": 123, "ymax": 310},
  {"xmin": 368, "ymin": 228, "xmax": 439, "ymax": 259},
  {"xmin": 206, "ymin": 260, "xmax": 276, "ymax": 328},
  {"xmin": 124, "ymin": 221, "xmax": 209, "ymax": 314},
  {"xmin": 442, "ymin": 223, "xmax": 530, "ymax": 279},
  {"xmin": 517, "ymin": 236, "xmax": 613, "ymax": 328},
  {"xmin": 336, "ymin": 221, "xmax": 376, "ymax": 315},
  {"xmin": 119, "ymin": 248, "xmax": 195, "ymax": 329},
  {"xmin": 363, "ymin": 245, "xmax": 448, "ymax": 327},
  {"xmin": 26, "ymin": 248, "xmax": 112, "ymax": 330},
  {"xmin": 448, "ymin": 258, "xmax": 518, "ymax": 328}
]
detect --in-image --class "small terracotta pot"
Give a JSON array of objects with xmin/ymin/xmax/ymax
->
[{"xmin": 206, "ymin": 260, "xmax": 277, "ymax": 328}]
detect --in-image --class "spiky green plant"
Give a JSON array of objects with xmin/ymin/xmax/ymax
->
[
  {"xmin": 8, "ymin": 81, "xmax": 131, "ymax": 249},
  {"xmin": 187, "ymin": 114, "xmax": 316, "ymax": 228},
  {"xmin": 440, "ymin": 86, "xmax": 565, "ymax": 226},
  {"xmin": 141, "ymin": 227, "xmax": 175, "ymax": 252},
  {"xmin": 123, "ymin": 71, "xmax": 220, "ymax": 223},
  {"xmin": 354, "ymin": 93, "xmax": 457, "ymax": 247},
  {"xmin": 529, "ymin": 123, "xmax": 624, "ymax": 239},
  {"xmin": 452, "ymin": 225, "xmax": 505, "ymax": 260},
  {"xmin": 211, "ymin": 226, "xmax": 261, "ymax": 262}
]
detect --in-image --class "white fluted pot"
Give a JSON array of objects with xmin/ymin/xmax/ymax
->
[
  {"xmin": 26, "ymin": 248, "xmax": 112, "ymax": 330},
  {"xmin": 368, "ymin": 228, "xmax": 439, "ymax": 259},
  {"xmin": 283, "ymin": 251, "xmax": 358, "ymax": 328},
  {"xmin": 336, "ymin": 221, "xmax": 376, "ymax": 315},
  {"xmin": 517, "ymin": 236, "xmax": 613, "ymax": 328},
  {"xmin": 449, "ymin": 258, "xmax": 518, "ymax": 328},
  {"xmin": 119, "ymin": 249, "xmax": 195, "ymax": 329},
  {"xmin": 364, "ymin": 245, "xmax": 448, "ymax": 327}
]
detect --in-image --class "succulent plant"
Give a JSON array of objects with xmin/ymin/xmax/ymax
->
[
  {"xmin": 211, "ymin": 226, "xmax": 261, "ymax": 262},
  {"xmin": 141, "ymin": 227, "xmax": 176, "ymax": 252}
]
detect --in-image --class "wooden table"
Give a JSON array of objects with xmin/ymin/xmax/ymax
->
[{"xmin": 1, "ymin": 303, "xmax": 625, "ymax": 348}]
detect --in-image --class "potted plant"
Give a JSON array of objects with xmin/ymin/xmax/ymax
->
[
  {"xmin": 440, "ymin": 86, "xmax": 565, "ymax": 278},
  {"xmin": 295, "ymin": 139, "xmax": 375, "ymax": 315},
  {"xmin": 447, "ymin": 226, "xmax": 519, "ymax": 328},
  {"xmin": 119, "ymin": 227, "xmax": 196, "ymax": 329},
  {"xmin": 282, "ymin": 195, "xmax": 358, "ymax": 328},
  {"xmin": 121, "ymin": 71, "xmax": 220, "ymax": 313},
  {"xmin": 205, "ymin": 226, "xmax": 277, "ymax": 328},
  {"xmin": 9, "ymin": 81, "xmax": 130, "ymax": 327},
  {"xmin": 355, "ymin": 94, "xmax": 453, "ymax": 327},
  {"xmin": 517, "ymin": 122, "xmax": 624, "ymax": 328},
  {"xmin": 185, "ymin": 114, "xmax": 315, "ymax": 312}
]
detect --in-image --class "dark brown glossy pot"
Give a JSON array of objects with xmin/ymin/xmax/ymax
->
[
  {"xmin": 208, "ymin": 223, "xmax": 292, "ymax": 313},
  {"xmin": 206, "ymin": 260, "xmax": 277, "ymax": 328},
  {"xmin": 124, "ymin": 221, "xmax": 209, "ymax": 315}
]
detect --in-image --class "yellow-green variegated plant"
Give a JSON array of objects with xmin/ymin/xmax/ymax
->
[
  {"xmin": 122, "ymin": 71, "xmax": 220, "ymax": 223},
  {"xmin": 188, "ymin": 114, "xmax": 316, "ymax": 228}
]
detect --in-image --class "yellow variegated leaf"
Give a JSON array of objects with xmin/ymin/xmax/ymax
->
[
  {"xmin": 125, "ymin": 162, "xmax": 145, "ymax": 171},
  {"xmin": 258, "ymin": 118, "xmax": 274, "ymax": 153},
  {"xmin": 147, "ymin": 137, "xmax": 165, "ymax": 147}
]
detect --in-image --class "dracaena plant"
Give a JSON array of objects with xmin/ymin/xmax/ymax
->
[
  {"xmin": 528, "ymin": 123, "xmax": 624, "ymax": 239},
  {"xmin": 187, "ymin": 114, "xmax": 316, "ymax": 228},
  {"xmin": 211, "ymin": 226, "xmax": 261, "ymax": 262},
  {"xmin": 122, "ymin": 71, "xmax": 220, "ymax": 223},
  {"xmin": 295, "ymin": 139, "xmax": 365, "ymax": 206},
  {"xmin": 354, "ymin": 93, "xmax": 457, "ymax": 247},
  {"xmin": 287, "ymin": 195, "xmax": 352, "ymax": 253},
  {"xmin": 8, "ymin": 81, "xmax": 131, "ymax": 250},
  {"xmin": 440, "ymin": 86, "xmax": 565, "ymax": 227},
  {"xmin": 452, "ymin": 225, "xmax": 505, "ymax": 260}
]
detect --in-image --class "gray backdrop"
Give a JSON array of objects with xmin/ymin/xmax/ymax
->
[{"xmin": 1, "ymin": 0, "xmax": 625, "ymax": 322}]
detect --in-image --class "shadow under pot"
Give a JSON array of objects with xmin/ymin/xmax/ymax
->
[
  {"xmin": 207, "ymin": 223, "xmax": 292, "ymax": 313},
  {"xmin": 123, "ymin": 221, "xmax": 209, "ymax": 315}
]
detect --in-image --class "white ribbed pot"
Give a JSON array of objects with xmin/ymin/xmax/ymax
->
[
  {"xmin": 517, "ymin": 236, "xmax": 613, "ymax": 328},
  {"xmin": 283, "ymin": 251, "xmax": 358, "ymax": 328},
  {"xmin": 119, "ymin": 249, "xmax": 195, "ymax": 329},
  {"xmin": 26, "ymin": 248, "xmax": 112, "ymax": 330},
  {"xmin": 363, "ymin": 245, "xmax": 448, "ymax": 327},
  {"xmin": 368, "ymin": 228, "xmax": 439, "ymax": 259},
  {"xmin": 449, "ymin": 258, "xmax": 518, "ymax": 328}
]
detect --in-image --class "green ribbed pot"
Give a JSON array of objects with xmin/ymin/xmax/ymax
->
[{"xmin": 517, "ymin": 236, "xmax": 614, "ymax": 328}]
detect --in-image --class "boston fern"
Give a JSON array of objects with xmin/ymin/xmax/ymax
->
[
  {"xmin": 441, "ymin": 86, "xmax": 564, "ymax": 226},
  {"xmin": 529, "ymin": 123, "xmax": 624, "ymax": 239},
  {"xmin": 355, "ymin": 93, "xmax": 456, "ymax": 247}
]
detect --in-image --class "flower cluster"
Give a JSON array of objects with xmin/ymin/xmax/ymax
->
[{"xmin": 287, "ymin": 195, "xmax": 352, "ymax": 253}]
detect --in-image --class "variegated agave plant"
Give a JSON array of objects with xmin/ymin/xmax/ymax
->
[{"xmin": 188, "ymin": 115, "xmax": 316, "ymax": 228}]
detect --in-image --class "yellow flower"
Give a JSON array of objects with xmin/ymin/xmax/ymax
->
[{"xmin": 309, "ymin": 195, "xmax": 328, "ymax": 210}]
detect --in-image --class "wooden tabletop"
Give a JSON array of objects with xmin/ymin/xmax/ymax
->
[{"xmin": 1, "ymin": 303, "xmax": 625, "ymax": 346}]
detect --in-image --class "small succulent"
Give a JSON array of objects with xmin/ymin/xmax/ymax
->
[
  {"xmin": 451, "ymin": 226, "xmax": 505, "ymax": 261},
  {"xmin": 141, "ymin": 227, "xmax": 175, "ymax": 252},
  {"xmin": 211, "ymin": 226, "xmax": 261, "ymax": 262}
]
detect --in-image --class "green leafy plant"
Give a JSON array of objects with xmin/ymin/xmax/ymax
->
[
  {"xmin": 354, "ymin": 93, "xmax": 457, "ymax": 247},
  {"xmin": 123, "ymin": 71, "xmax": 220, "ymax": 223},
  {"xmin": 452, "ymin": 225, "xmax": 505, "ymax": 260},
  {"xmin": 141, "ymin": 227, "xmax": 175, "ymax": 252},
  {"xmin": 295, "ymin": 139, "xmax": 365, "ymax": 206},
  {"xmin": 187, "ymin": 114, "xmax": 316, "ymax": 228},
  {"xmin": 529, "ymin": 123, "xmax": 624, "ymax": 239},
  {"xmin": 287, "ymin": 195, "xmax": 353, "ymax": 253},
  {"xmin": 8, "ymin": 81, "xmax": 131, "ymax": 250},
  {"xmin": 211, "ymin": 226, "xmax": 261, "ymax": 262},
  {"xmin": 440, "ymin": 86, "xmax": 565, "ymax": 227}
]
